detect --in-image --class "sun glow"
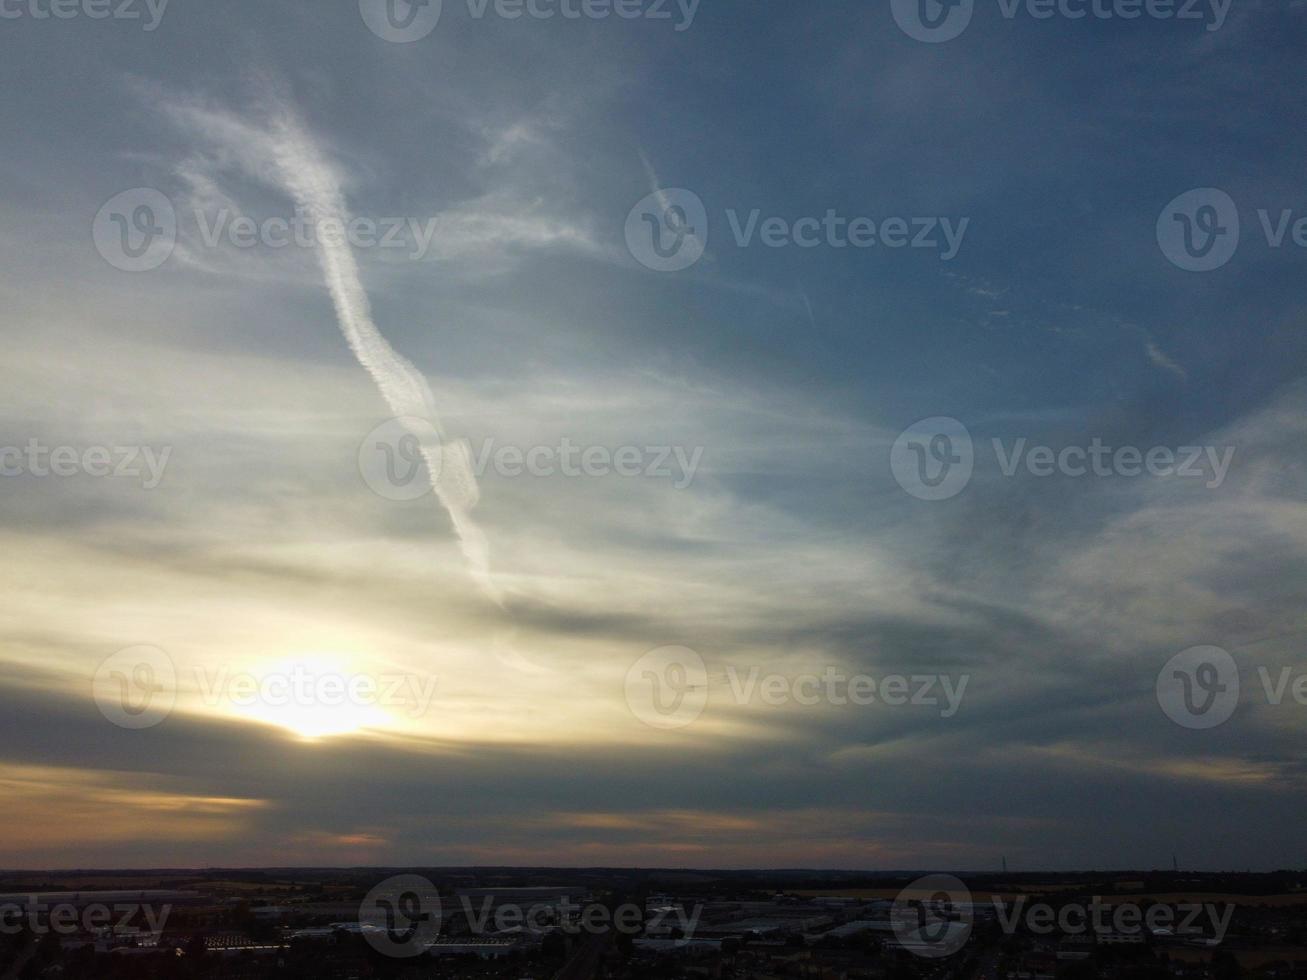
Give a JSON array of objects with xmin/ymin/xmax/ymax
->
[{"xmin": 217, "ymin": 655, "xmax": 398, "ymax": 740}]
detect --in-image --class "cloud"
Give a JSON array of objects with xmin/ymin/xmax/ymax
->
[
  {"xmin": 153, "ymin": 87, "xmax": 503, "ymax": 603},
  {"xmin": 1146, "ymin": 341, "xmax": 1189, "ymax": 381}
]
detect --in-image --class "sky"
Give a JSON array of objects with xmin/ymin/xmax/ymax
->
[{"xmin": 1, "ymin": 0, "xmax": 1306, "ymax": 871}]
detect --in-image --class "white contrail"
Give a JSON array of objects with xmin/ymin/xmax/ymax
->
[
  {"xmin": 259, "ymin": 104, "xmax": 502, "ymax": 604},
  {"xmin": 638, "ymin": 148, "xmax": 671, "ymax": 212}
]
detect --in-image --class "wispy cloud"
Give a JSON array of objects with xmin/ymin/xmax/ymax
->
[
  {"xmin": 1146, "ymin": 341, "xmax": 1189, "ymax": 381},
  {"xmin": 156, "ymin": 87, "xmax": 503, "ymax": 603}
]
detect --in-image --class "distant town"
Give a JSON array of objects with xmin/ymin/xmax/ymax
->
[{"xmin": 1, "ymin": 867, "xmax": 1305, "ymax": 979}]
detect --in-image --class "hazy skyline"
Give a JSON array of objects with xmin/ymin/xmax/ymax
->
[{"xmin": 2, "ymin": 0, "xmax": 1306, "ymax": 870}]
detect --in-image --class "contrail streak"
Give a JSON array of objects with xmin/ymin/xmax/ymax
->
[{"xmin": 260, "ymin": 104, "xmax": 502, "ymax": 604}]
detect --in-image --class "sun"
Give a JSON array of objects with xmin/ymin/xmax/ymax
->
[{"xmin": 224, "ymin": 655, "xmax": 396, "ymax": 741}]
